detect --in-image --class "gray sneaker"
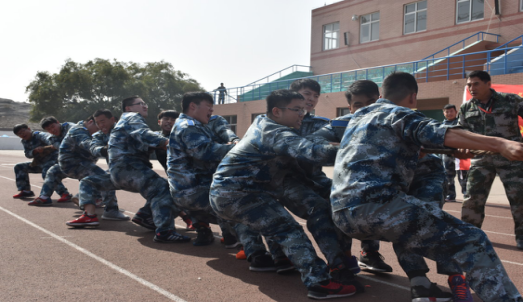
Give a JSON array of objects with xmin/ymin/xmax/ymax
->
[{"xmin": 102, "ymin": 209, "xmax": 130, "ymax": 221}]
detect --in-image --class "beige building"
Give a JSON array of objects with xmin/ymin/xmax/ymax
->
[{"xmin": 214, "ymin": 0, "xmax": 523, "ymax": 137}]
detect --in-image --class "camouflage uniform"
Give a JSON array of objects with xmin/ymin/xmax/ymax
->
[
  {"xmin": 331, "ymin": 99, "xmax": 521, "ymax": 302},
  {"xmin": 210, "ymin": 115, "xmax": 339, "ymax": 288},
  {"xmin": 206, "ymin": 115, "xmax": 240, "ymax": 144},
  {"xmin": 167, "ymin": 113, "xmax": 234, "ymax": 224},
  {"xmin": 442, "ymin": 118, "xmax": 459, "ymax": 200},
  {"xmin": 14, "ymin": 131, "xmax": 68, "ymax": 195},
  {"xmin": 108, "ymin": 112, "xmax": 179, "ymax": 233},
  {"xmin": 38, "ymin": 122, "xmax": 76, "ymax": 197},
  {"xmin": 459, "ymin": 89, "xmax": 523, "ymax": 243}
]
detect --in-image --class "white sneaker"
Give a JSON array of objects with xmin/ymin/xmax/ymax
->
[{"xmin": 102, "ymin": 209, "xmax": 130, "ymax": 221}]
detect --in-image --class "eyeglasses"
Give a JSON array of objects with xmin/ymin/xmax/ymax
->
[
  {"xmin": 277, "ymin": 107, "xmax": 307, "ymax": 116},
  {"xmin": 131, "ymin": 101, "xmax": 148, "ymax": 107}
]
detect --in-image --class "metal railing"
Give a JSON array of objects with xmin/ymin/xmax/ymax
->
[
  {"xmin": 422, "ymin": 31, "xmax": 500, "ymax": 60},
  {"xmin": 245, "ymin": 65, "xmax": 312, "ymax": 86},
  {"xmin": 211, "ymin": 45, "xmax": 523, "ymax": 104},
  {"xmin": 494, "ymin": 34, "xmax": 523, "ymax": 50}
]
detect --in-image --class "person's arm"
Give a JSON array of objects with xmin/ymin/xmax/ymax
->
[
  {"xmin": 273, "ymin": 128, "xmax": 339, "ymax": 165},
  {"xmin": 444, "ymin": 128, "xmax": 523, "ymax": 161}
]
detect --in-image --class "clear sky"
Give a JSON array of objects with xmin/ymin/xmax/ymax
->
[{"xmin": 0, "ymin": 0, "xmax": 341, "ymax": 103}]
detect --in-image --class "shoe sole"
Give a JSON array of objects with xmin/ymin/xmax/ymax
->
[
  {"xmin": 224, "ymin": 242, "xmax": 241, "ymax": 249},
  {"xmin": 249, "ymin": 266, "xmax": 277, "ymax": 272},
  {"xmin": 412, "ymin": 298, "xmax": 451, "ymax": 302},
  {"xmin": 276, "ymin": 266, "xmax": 295, "ymax": 274},
  {"xmin": 66, "ymin": 222, "xmax": 100, "ymax": 227},
  {"xmin": 102, "ymin": 215, "xmax": 131, "ymax": 221},
  {"xmin": 13, "ymin": 195, "xmax": 35, "ymax": 199},
  {"xmin": 307, "ymin": 291, "xmax": 356, "ymax": 300},
  {"xmin": 28, "ymin": 203, "xmax": 52, "ymax": 207},
  {"xmin": 131, "ymin": 218, "xmax": 156, "ymax": 230},
  {"xmin": 153, "ymin": 237, "xmax": 191, "ymax": 243},
  {"xmin": 358, "ymin": 261, "xmax": 392, "ymax": 273}
]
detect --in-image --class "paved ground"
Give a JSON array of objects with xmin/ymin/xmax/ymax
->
[{"xmin": 0, "ymin": 151, "xmax": 521, "ymax": 301}]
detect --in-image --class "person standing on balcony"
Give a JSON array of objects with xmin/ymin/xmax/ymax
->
[
  {"xmin": 215, "ymin": 83, "xmax": 227, "ymax": 104},
  {"xmin": 459, "ymin": 70, "xmax": 523, "ymax": 250}
]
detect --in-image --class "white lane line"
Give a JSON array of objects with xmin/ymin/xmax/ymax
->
[
  {"xmin": 484, "ymin": 230, "xmax": 515, "ymax": 237},
  {"xmin": 358, "ymin": 275, "xmax": 410, "ymax": 291},
  {"xmin": 445, "ymin": 209, "xmax": 512, "ymax": 220},
  {"xmin": 0, "ymin": 206, "xmax": 187, "ymax": 302},
  {"xmin": 502, "ymin": 260, "xmax": 523, "ymax": 266}
]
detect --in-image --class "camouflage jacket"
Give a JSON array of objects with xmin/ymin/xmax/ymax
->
[
  {"xmin": 21, "ymin": 131, "xmax": 57, "ymax": 162},
  {"xmin": 49, "ymin": 122, "xmax": 76, "ymax": 149},
  {"xmin": 310, "ymin": 113, "xmax": 353, "ymax": 143},
  {"xmin": 210, "ymin": 115, "xmax": 339, "ymax": 197},
  {"xmin": 90, "ymin": 130, "xmax": 110, "ymax": 158},
  {"xmin": 108, "ymin": 112, "xmax": 166, "ymax": 168},
  {"xmin": 331, "ymin": 99, "xmax": 452, "ymax": 211},
  {"xmin": 59, "ymin": 121, "xmax": 98, "ymax": 170},
  {"xmin": 167, "ymin": 113, "xmax": 235, "ymax": 197},
  {"xmin": 206, "ymin": 115, "xmax": 240, "ymax": 143},
  {"xmin": 459, "ymin": 89, "xmax": 523, "ymax": 142},
  {"xmin": 293, "ymin": 113, "xmax": 330, "ymax": 137}
]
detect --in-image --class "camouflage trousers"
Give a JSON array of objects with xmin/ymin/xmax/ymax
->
[
  {"xmin": 110, "ymin": 161, "xmax": 179, "ymax": 233},
  {"xmin": 171, "ymin": 187, "xmax": 219, "ymax": 225},
  {"xmin": 332, "ymin": 193, "xmax": 521, "ymax": 302},
  {"xmin": 462, "ymin": 155, "xmax": 523, "ymax": 241},
  {"xmin": 14, "ymin": 161, "xmax": 67, "ymax": 195},
  {"xmin": 78, "ymin": 173, "xmax": 119, "ymax": 210},
  {"xmin": 442, "ymin": 154, "xmax": 457, "ymax": 199},
  {"xmin": 210, "ymin": 191, "xmax": 331, "ymax": 288}
]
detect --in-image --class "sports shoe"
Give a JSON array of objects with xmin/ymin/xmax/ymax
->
[
  {"xmin": 236, "ymin": 247, "xmax": 247, "ymax": 260},
  {"xmin": 28, "ymin": 197, "xmax": 52, "ymax": 206},
  {"xmin": 516, "ymin": 239, "xmax": 523, "ymax": 250},
  {"xmin": 13, "ymin": 190, "xmax": 35, "ymax": 199},
  {"xmin": 57, "ymin": 193, "xmax": 73, "ymax": 203},
  {"xmin": 344, "ymin": 255, "xmax": 361, "ymax": 274},
  {"xmin": 131, "ymin": 212, "xmax": 156, "ymax": 230},
  {"xmin": 102, "ymin": 209, "xmax": 130, "ymax": 221},
  {"xmin": 249, "ymin": 252, "xmax": 277, "ymax": 272},
  {"xmin": 448, "ymin": 274, "xmax": 473, "ymax": 302},
  {"xmin": 66, "ymin": 213, "xmax": 100, "ymax": 227},
  {"xmin": 411, "ymin": 283, "xmax": 452, "ymax": 302},
  {"xmin": 445, "ymin": 195, "xmax": 456, "ymax": 203},
  {"xmin": 181, "ymin": 215, "xmax": 195, "ymax": 230},
  {"xmin": 359, "ymin": 251, "xmax": 393, "ymax": 273},
  {"xmin": 307, "ymin": 280, "xmax": 357, "ymax": 300},
  {"xmin": 154, "ymin": 230, "xmax": 191, "ymax": 243},
  {"xmin": 329, "ymin": 263, "xmax": 365, "ymax": 293},
  {"xmin": 193, "ymin": 223, "xmax": 215, "ymax": 246},
  {"xmin": 222, "ymin": 232, "xmax": 241, "ymax": 249},
  {"xmin": 275, "ymin": 257, "xmax": 295, "ymax": 274}
]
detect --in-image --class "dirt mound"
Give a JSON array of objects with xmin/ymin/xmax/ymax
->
[{"xmin": 0, "ymin": 98, "xmax": 41, "ymax": 130}]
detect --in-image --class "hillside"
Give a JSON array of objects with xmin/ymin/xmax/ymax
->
[{"xmin": 0, "ymin": 98, "xmax": 41, "ymax": 131}]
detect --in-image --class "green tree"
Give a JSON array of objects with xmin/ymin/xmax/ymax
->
[{"xmin": 26, "ymin": 58, "xmax": 203, "ymax": 129}]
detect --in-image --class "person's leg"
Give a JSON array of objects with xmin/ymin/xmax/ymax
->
[
  {"xmin": 442, "ymin": 154, "xmax": 457, "ymax": 201},
  {"xmin": 495, "ymin": 158, "xmax": 523, "ymax": 248},
  {"xmin": 41, "ymin": 161, "xmax": 68, "ymax": 197},
  {"xmin": 13, "ymin": 162, "xmax": 39, "ymax": 197},
  {"xmin": 29, "ymin": 164, "xmax": 67, "ymax": 205},
  {"xmin": 461, "ymin": 158, "xmax": 496, "ymax": 228}
]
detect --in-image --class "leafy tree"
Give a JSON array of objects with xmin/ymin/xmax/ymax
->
[{"xmin": 26, "ymin": 58, "xmax": 203, "ymax": 129}]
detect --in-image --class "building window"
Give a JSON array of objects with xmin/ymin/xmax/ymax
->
[
  {"xmin": 222, "ymin": 115, "xmax": 237, "ymax": 133},
  {"xmin": 360, "ymin": 12, "xmax": 380, "ymax": 43},
  {"xmin": 521, "ymin": 0, "xmax": 523, "ymax": 11},
  {"xmin": 323, "ymin": 22, "xmax": 339, "ymax": 50},
  {"xmin": 251, "ymin": 113, "xmax": 264, "ymax": 123},
  {"xmin": 404, "ymin": 1, "xmax": 427, "ymax": 34},
  {"xmin": 337, "ymin": 107, "xmax": 351, "ymax": 117},
  {"xmin": 456, "ymin": 0, "xmax": 484, "ymax": 24}
]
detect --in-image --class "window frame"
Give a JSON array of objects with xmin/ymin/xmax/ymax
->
[
  {"xmin": 404, "ymin": 0, "xmax": 427, "ymax": 35},
  {"xmin": 360, "ymin": 12, "xmax": 380, "ymax": 44},
  {"xmin": 323, "ymin": 22, "xmax": 340, "ymax": 51},
  {"xmin": 456, "ymin": 0, "xmax": 484, "ymax": 24},
  {"xmin": 520, "ymin": 0, "xmax": 523, "ymax": 11},
  {"xmin": 221, "ymin": 115, "xmax": 237, "ymax": 134},
  {"xmin": 336, "ymin": 107, "xmax": 351, "ymax": 117}
]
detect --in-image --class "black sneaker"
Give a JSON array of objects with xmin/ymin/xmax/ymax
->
[
  {"xmin": 249, "ymin": 252, "xmax": 277, "ymax": 272},
  {"xmin": 329, "ymin": 263, "xmax": 365, "ymax": 293},
  {"xmin": 193, "ymin": 223, "xmax": 215, "ymax": 246},
  {"xmin": 222, "ymin": 232, "xmax": 241, "ymax": 249},
  {"xmin": 131, "ymin": 212, "xmax": 156, "ymax": 230},
  {"xmin": 517, "ymin": 239, "xmax": 523, "ymax": 250},
  {"xmin": 307, "ymin": 280, "xmax": 357, "ymax": 300},
  {"xmin": 274, "ymin": 257, "xmax": 295, "ymax": 274},
  {"xmin": 154, "ymin": 230, "xmax": 191, "ymax": 243},
  {"xmin": 411, "ymin": 283, "xmax": 452, "ymax": 302},
  {"xmin": 359, "ymin": 251, "xmax": 393, "ymax": 273}
]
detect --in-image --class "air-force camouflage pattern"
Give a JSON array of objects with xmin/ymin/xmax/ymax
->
[
  {"xmin": 459, "ymin": 90, "xmax": 523, "ymax": 243},
  {"xmin": 167, "ymin": 113, "xmax": 234, "ymax": 223},
  {"xmin": 331, "ymin": 98, "xmax": 521, "ymax": 302},
  {"xmin": 442, "ymin": 118, "xmax": 459, "ymax": 200},
  {"xmin": 210, "ymin": 115, "xmax": 338, "ymax": 288},
  {"xmin": 108, "ymin": 112, "xmax": 178, "ymax": 233},
  {"xmin": 14, "ymin": 131, "xmax": 67, "ymax": 195},
  {"xmin": 206, "ymin": 115, "xmax": 240, "ymax": 144}
]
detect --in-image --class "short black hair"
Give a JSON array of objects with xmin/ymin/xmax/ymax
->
[
  {"xmin": 13, "ymin": 124, "xmax": 29, "ymax": 135},
  {"xmin": 182, "ymin": 92, "xmax": 213, "ymax": 113},
  {"xmin": 467, "ymin": 70, "xmax": 491, "ymax": 83},
  {"xmin": 93, "ymin": 109, "xmax": 114, "ymax": 119},
  {"xmin": 266, "ymin": 89, "xmax": 304, "ymax": 114},
  {"xmin": 158, "ymin": 110, "xmax": 180, "ymax": 120},
  {"xmin": 40, "ymin": 116, "xmax": 59, "ymax": 129},
  {"xmin": 382, "ymin": 72, "xmax": 418, "ymax": 103},
  {"xmin": 289, "ymin": 78, "xmax": 321, "ymax": 95},
  {"xmin": 84, "ymin": 115, "xmax": 95, "ymax": 124},
  {"xmin": 121, "ymin": 96, "xmax": 141, "ymax": 113},
  {"xmin": 443, "ymin": 104, "xmax": 456, "ymax": 110},
  {"xmin": 345, "ymin": 80, "xmax": 380, "ymax": 104}
]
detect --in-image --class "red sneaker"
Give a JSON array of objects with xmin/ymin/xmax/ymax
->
[
  {"xmin": 28, "ymin": 197, "xmax": 52, "ymax": 206},
  {"xmin": 57, "ymin": 193, "xmax": 73, "ymax": 203},
  {"xmin": 13, "ymin": 191, "xmax": 35, "ymax": 199},
  {"xmin": 236, "ymin": 248, "xmax": 247, "ymax": 260},
  {"xmin": 307, "ymin": 280, "xmax": 357, "ymax": 299},
  {"xmin": 66, "ymin": 213, "xmax": 100, "ymax": 227}
]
